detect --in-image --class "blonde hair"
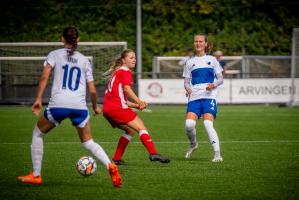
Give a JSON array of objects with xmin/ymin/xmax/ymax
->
[{"xmin": 102, "ymin": 49, "xmax": 135, "ymax": 80}]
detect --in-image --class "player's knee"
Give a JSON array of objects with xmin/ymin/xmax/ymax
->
[
  {"xmin": 33, "ymin": 125, "xmax": 45, "ymax": 137},
  {"xmin": 203, "ymin": 120, "xmax": 213, "ymax": 129},
  {"xmin": 185, "ymin": 119, "xmax": 196, "ymax": 131},
  {"xmin": 125, "ymin": 128, "xmax": 135, "ymax": 136}
]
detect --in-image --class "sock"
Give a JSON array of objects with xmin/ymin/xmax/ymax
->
[
  {"xmin": 82, "ymin": 139, "xmax": 111, "ymax": 170},
  {"xmin": 113, "ymin": 133, "xmax": 132, "ymax": 161},
  {"xmin": 139, "ymin": 130, "xmax": 157, "ymax": 155},
  {"xmin": 203, "ymin": 120, "xmax": 220, "ymax": 155},
  {"xmin": 185, "ymin": 119, "xmax": 197, "ymax": 146},
  {"xmin": 31, "ymin": 125, "xmax": 45, "ymax": 177}
]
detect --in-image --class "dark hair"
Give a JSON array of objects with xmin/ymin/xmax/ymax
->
[
  {"xmin": 102, "ymin": 49, "xmax": 135, "ymax": 80},
  {"xmin": 63, "ymin": 26, "xmax": 79, "ymax": 56}
]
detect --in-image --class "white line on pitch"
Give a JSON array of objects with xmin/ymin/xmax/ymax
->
[{"xmin": 1, "ymin": 140, "xmax": 299, "ymax": 145}]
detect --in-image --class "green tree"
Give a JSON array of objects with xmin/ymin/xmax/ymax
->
[{"xmin": 0, "ymin": 0, "xmax": 298, "ymax": 72}]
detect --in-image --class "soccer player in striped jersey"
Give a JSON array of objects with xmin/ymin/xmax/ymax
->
[
  {"xmin": 17, "ymin": 26, "xmax": 122, "ymax": 187},
  {"xmin": 183, "ymin": 34, "xmax": 223, "ymax": 162},
  {"xmin": 102, "ymin": 49, "xmax": 170, "ymax": 165}
]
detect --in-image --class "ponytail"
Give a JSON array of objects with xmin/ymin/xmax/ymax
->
[
  {"xmin": 206, "ymin": 41, "xmax": 213, "ymax": 54},
  {"xmin": 102, "ymin": 57, "xmax": 122, "ymax": 80},
  {"xmin": 63, "ymin": 26, "xmax": 79, "ymax": 56},
  {"xmin": 102, "ymin": 49, "xmax": 135, "ymax": 80}
]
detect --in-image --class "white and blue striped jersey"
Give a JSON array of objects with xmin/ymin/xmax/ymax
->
[
  {"xmin": 182, "ymin": 55, "xmax": 223, "ymax": 101},
  {"xmin": 44, "ymin": 48, "xmax": 94, "ymax": 109}
]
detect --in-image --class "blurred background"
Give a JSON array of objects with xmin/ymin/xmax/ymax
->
[
  {"xmin": 1, "ymin": 0, "xmax": 298, "ymax": 70},
  {"xmin": 0, "ymin": 0, "xmax": 299, "ymax": 105}
]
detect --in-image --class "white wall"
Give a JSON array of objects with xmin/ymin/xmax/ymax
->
[{"xmin": 138, "ymin": 78, "xmax": 299, "ymax": 104}]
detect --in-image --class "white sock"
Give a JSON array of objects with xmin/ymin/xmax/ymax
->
[
  {"xmin": 82, "ymin": 139, "xmax": 111, "ymax": 169},
  {"xmin": 122, "ymin": 133, "xmax": 132, "ymax": 141},
  {"xmin": 31, "ymin": 125, "xmax": 45, "ymax": 177},
  {"xmin": 185, "ymin": 119, "xmax": 197, "ymax": 146},
  {"xmin": 203, "ymin": 120, "xmax": 220, "ymax": 155}
]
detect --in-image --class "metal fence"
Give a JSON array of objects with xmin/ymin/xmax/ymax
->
[{"xmin": 152, "ymin": 55, "xmax": 292, "ymax": 79}]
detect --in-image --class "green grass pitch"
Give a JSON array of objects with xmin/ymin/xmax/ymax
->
[{"xmin": 0, "ymin": 105, "xmax": 298, "ymax": 200}]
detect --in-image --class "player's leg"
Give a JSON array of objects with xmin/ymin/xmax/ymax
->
[
  {"xmin": 112, "ymin": 124, "xmax": 135, "ymax": 165},
  {"xmin": 77, "ymin": 121, "xmax": 111, "ymax": 169},
  {"xmin": 17, "ymin": 115, "xmax": 55, "ymax": 185},
  {"xmin": 185, "ymin": 100, "xmax": 200, "ymax": 158},
  {"xmin": 76, "ymin": 118, "xmax": 121, "ymax": 187},
  {"xmin": 185, "ymin": 112, "xmax": 199, "ymax": 158},
  {"xmin": 32, "ymin": 116, "xmax": 55, "ymax": 176},
  {"xmin": 202, "ymin": 99, "xmax": 222, "ymax": 162},
  {"xmin": 126, "ymin": 116, "xmax": 170, "ymax": 163}
]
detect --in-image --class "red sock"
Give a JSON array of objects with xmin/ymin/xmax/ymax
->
[
  {"xmin": 139, "ymin": 132, "xmax": 157, "ymax": 154},
  {"xmin": 113, "ymin": 135, "xmax": 130, "ymax": 161}
]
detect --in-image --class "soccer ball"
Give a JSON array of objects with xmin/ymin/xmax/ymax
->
[{"xmin": 76, "ymin": 156, "xmax": 97, "ymax": 176}]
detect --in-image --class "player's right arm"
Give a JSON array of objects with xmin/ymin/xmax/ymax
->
[
  {"xmin": 184, "ymin": 77, "xmax": 192, "ymax": 97},
  {"xmin": 183, "ymin": 60, "xmax": 192, "ymax": 97},
  {"xmin": 126, "ymin": 100, "xmax": 145, "ymax": 109},
  {"xmin": 32, "ymin": 64, "xmax": 52, "ymax": 116},
  {"xmin": 123, "ymin": 85, "xmax": 147, "ymax": 110},
  {"xmin": 87, "ymin": 81, "xmax": 101, "ymax": 116}
]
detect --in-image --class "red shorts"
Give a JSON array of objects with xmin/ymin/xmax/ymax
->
[{"xmin": 103, "ymin": 108, "xmax": 137, "ymax": 128}]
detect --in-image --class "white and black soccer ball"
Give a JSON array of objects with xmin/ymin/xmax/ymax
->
[{"xmin": 76, "ymin": 156, "xmax": 97, "ymax": 176}]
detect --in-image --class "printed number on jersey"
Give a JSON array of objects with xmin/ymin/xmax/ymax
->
[
  {"xmin": 62, "ymin": 64, "xmax": 81, "ymax": 91},
  {"xmin": 210, "ymin": 99, "xmax": 215, "ymax": 110},
  {"xmin": 107, "ymin": 75, "xmax": 116, "ymax": 92}
]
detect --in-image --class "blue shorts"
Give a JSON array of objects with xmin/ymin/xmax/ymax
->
[
  {"xmin": 187, "ymin": 99, "xmax": 217, "ymax": 118},
  {"xmin": 44, "ymin": 107, "xmax": 89, "ymax": 128}
]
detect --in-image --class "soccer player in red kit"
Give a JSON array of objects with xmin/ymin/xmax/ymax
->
[{"xmin": 102, "ymin": 49, "xmax": 170, "ymax": 165}]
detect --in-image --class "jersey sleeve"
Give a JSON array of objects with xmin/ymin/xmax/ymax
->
[
  {"xmin": 182, "ymin": 60, "xmax": 191, "ymax": 78},
  {"xmin": 120, "ymin": 70, "xmax": 132, "ymax": 86},
  {"xmin": 44, "ymin": 51, "xmax": 55, "ymax": 68},
  {"xmin": 213, "ymin": 57, "xmax": 223, "ymax": 74},
  {"xmin": 85, "ymin": 59, "xmax": 94, "ymax": 82}
]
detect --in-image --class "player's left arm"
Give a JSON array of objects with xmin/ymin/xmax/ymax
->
[
  {"xmin": 206, "ymin": 72, "xmax": 224, "ymax": 91},
  {"xmin": 206, "ymin": 59, "xmax": 224, "ymax": 91},
  {"xmin": 32, "ymin": 64, "xmax": 52, "ymax": 116}
]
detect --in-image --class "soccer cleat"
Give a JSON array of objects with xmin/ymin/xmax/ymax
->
[
  {"xmin": 17, "ymin": 171, "xmax": 43, "ymax": 185},
  {"xmin": 112, "ymin": 159, "xmax": 126, "ymax": 165},
  {"xmin": 108, "ymin": 163, "xmax": 122, "ymax": 188},
  {"xmin": 149, "ymin": 154, "xmax": 170, "ymax": 163},
  {"xmin": 212, "ymin": 156, "xmax": 223, "ymax": 162},
  {"xmin": 185, "ymin": 143, "xmax": 198, "ymax": 159}
]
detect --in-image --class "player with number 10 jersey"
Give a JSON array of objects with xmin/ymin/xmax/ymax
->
[
  {"xmin": 17, "ymin": 26, "xmax": 122, "ymax": 188},
  {"xmin": 46, "ymin": 48, "xmax": 93, "ymax": 110}
]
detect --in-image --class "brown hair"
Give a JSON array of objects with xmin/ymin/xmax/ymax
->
[
  {"xmin": 102, "ymin": 49, "xmax": 135, "ymax": 80},
  {"xmin": 63, "ymin": 26, "xmax": 79, "ymax": 56}
]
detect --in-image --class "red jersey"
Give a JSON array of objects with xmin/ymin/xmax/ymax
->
[{"xmin": 103, "ymin": 66, "xmax": 133, "ymax": 112}]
